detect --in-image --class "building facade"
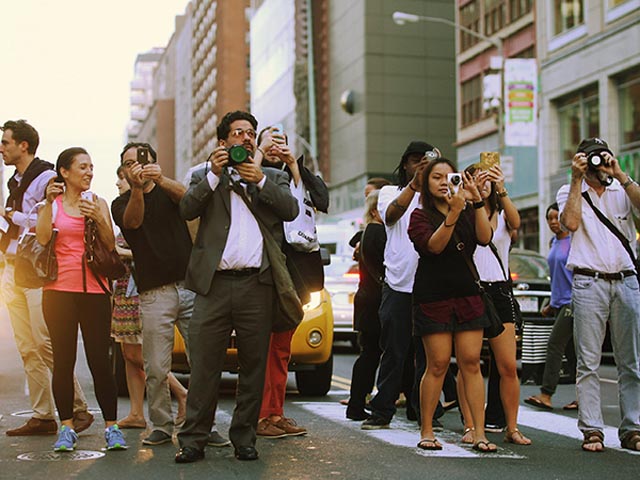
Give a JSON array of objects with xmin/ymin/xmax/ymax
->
[
  {"xmin": 537, "ymin": 0, "xmax": 640, "ymax": 250},
  {"xmin": 454, "ymin": 0, "xmax": 539, "ymax": 250}
]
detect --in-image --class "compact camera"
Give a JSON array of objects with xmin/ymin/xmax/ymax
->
[
  {"xmin": 587, "ymin": 150, "xmax": 609, "ymax": 170},
  {"xmin": 447, "ymin": 173, "xmax": 463, "ymax": 195},
  {"xmin": 227, "ymin": 144, "xmax": 250, "ymax": 164},
  {"xmin": 424, "ymin": 150, "xmax": 438, "ymax": 161}
]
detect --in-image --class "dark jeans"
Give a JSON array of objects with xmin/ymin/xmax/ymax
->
[
  {"xmin": 348, "ymin": 327, "xmax": 382, "ymax": 413},
  {"xmin": 541, "ymin": 304, "xmax": 575, "ymax": 395},
  {"xmin": 43, "ymin": 290, "xmax": 116, "ymax": 422},
  {"xmin": 369, "ymin": 284, "xmax": 413, "ymax": 421}
]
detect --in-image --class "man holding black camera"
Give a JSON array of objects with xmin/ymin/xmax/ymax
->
[
  {"xmin": 557, "ymin": 137, "xmax": 640, "ymax": 452},
  {"xmin": 112, "ymin": 143, "xmax": 196, "ymax": 446},
  {"xmin": 174, "ymin": 111, "xmax": 298, "ymax": 463},
  {"xmin": 1, "ymin": 120, "xmax": 93, "ymax": 436}
]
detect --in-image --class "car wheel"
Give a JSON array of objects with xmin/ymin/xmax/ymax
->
[
  {"xmin": 295, "ymin": 354, "xmax": 333, "ymax": 396},
  {"xmin": 110, "ymin": 340, "xmax": 129, "ymax": 397}
]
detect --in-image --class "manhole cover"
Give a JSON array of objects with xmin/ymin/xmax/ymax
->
[
  {"xmin": 12, "ymin": 408, "xmax": 102, "ymax": 418},
  {"xmin": 17, "ymin": 450, "xmax": 105, "ymax": 461}
]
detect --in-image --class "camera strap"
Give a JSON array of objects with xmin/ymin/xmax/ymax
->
[{"xmin": 581, "ymin": 191, "xmax": 638, "ymax": 270}]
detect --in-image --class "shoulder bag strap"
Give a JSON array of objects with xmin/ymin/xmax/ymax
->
[
  {"xmin": 581, "ymin": 191, "xmax": 637, "ymax": 265},
  {"xmin": 488, "ymin": 241, "xmax": 509, "ymax": 282}
]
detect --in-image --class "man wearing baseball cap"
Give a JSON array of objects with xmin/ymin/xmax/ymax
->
[
  {"xmin": 556, "ymin": 137, "xmax": 640, "ymax": 452},
  {"xmin": 362, "ymin": 140, "xmax": 441, "ymax": 430}
]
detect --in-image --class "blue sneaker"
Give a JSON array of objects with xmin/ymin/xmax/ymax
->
[
  {"xmin": 54, "ymin": 425, "xmax": 78, "ymax": 452},
  {"xmin": 105, "ymin": 425, "xmax": 127, "ymax": 450}
]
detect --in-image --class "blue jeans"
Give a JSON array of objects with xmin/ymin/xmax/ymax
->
[
  {"xmin": 370, "ymin": 284, "xmax": 413, "ymax": 421},
  {"xmin": 571, "ymin": 273, "xmax": 640, "ymax": 439}
]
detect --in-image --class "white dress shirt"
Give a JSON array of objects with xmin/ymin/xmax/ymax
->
[
  {"xmin": 556, "ymin": 179, "xmax": 638, "ymax": 273},
  {"xmin": 207, "ymin": 170, "xmax": 266, "ymax": 270},
  {"xmin": 377, "ymin": 185, "xmax": 420, "ymax": 293}
]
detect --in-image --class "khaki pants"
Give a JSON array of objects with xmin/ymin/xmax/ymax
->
[{"xmin": 1, "ymin": 262, "xmax": 88, "ymax": 420}]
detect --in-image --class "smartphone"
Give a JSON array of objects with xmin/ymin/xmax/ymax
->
[
  {"xmin": 137, "ymin": 147, "xmax": 150, "ymax": 165},
  {"xmin": 272, "ymin": 123, "xmax": 284, "ymax": 135},
  {"xmin": 81, "ymin": 191, "xmax": 93, "ymax": 202},
  {"xmin": 55, "ymin": 174, "xmax": 64, "ymax": 183},
  {"xmin": 447, "ymin": 173, "xmax": 463, "ymax": 195}
]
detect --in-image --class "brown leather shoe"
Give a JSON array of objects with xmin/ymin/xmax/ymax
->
[
  {"xmin": 6, "ymin": 417, "xmax": 57, "ymax": 436},
  {"xmin": 256, "ymin": 418, "xmax": 287, "ymax": 438},
  {"xmin": 73, "ymin": 410, "xmax": 95, "ymax": 433},
  {"xmin": 271, "ymin": 417, "xmax": 307, "ymax": 436}
]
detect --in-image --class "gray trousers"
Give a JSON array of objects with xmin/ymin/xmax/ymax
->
[
  {"xmin": 178, "ymin": 272, "xmax": 273, "ymax": 451},
  {"xmin": 540, "ymin": 304, "xmax": 574, "ymax": 396}
]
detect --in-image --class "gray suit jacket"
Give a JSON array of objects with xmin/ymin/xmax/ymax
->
[{"xmin": 180, "ymin": 166, "xmax": 299, "ymax": 296}]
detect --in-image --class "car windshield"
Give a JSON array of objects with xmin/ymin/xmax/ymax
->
[
  {"xmin": 509, "ymin": 250, "xmax": 550, "ymax": 282},
  {"xmin": 324, "ymin": 256, "xmax": 359, "ymax": 281}
]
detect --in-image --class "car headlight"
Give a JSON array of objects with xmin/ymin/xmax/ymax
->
[
  {"xmin": 308, "ymin": 329, "xmax": 323, "ymax": 347},
  {"xmin": 303, "ymin": 291, "xmax": 322, "ymax": 311}
]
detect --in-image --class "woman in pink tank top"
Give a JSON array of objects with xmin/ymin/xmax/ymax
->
[{"xmin": 35, "ymin": 147, "xmax": 126, "ymax": 452}]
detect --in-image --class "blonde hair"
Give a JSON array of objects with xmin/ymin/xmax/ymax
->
[{"xmin": 364, "ymin": 189, "xmax": 381, "ymax": 225}]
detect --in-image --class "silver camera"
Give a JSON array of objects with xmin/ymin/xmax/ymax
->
[{"xmin": 447, "ymin": 173, "xmax": 463, "ymax": 195}]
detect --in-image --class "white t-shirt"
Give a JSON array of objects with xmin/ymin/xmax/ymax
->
[
  {"xmin": 556, "ymin": 179, "xmax": 638, "ymax": 273},
  {"xmin": 377, "ymin": 185, "xmax": 420, "ymax": 293},
  {"xmin": 474, "ymin": 212, "xmax": 510, "ymax": 282}
]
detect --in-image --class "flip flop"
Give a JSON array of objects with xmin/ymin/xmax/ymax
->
[
  {"xmin": 524, "ymin": 396, "xmax": 553, "ymax": 411},
  {"xmin": 472, "ymin": 440, "xmax": 498, "ymax": 453},
  {"xmin": 563, "ymin": 400, "xmax": 578, "ymax": 410},
  {"xmin": 417, "ymin": 438, "xmax": 443, "ymax": 450}
]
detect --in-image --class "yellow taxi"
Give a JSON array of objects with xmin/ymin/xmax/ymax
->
[{"xmin": 170, "ymin": 288, "xmax": 335, "ymax": 396}]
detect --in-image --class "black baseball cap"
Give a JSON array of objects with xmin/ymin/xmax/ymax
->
[
  {"xmin": 402, "ymin": 141, "xmax": 434, "ymax": 162},
  {"xmin": 577, "ymin": 137, "xmax": 611, "ymax": 155}
]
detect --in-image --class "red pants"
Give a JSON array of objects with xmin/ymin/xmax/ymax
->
[{"xmin": 259, "ymin": 329, "xmax": 295, "ymax": 418}]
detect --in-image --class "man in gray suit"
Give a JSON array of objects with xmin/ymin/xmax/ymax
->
[{"xmin": 175, "ymin": 111, "xmax": 299, "ymax": 463}]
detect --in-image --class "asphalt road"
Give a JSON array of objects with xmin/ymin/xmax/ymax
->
[{"xmin": 0, "ymin": 311, "xmax": 638, "ymax": 480}]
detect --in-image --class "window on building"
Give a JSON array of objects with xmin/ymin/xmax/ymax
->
[
  {"xmin": 517, "ymin": 207, "xmax": 539, "ymax": 252},
  {"xmin": 484, "ymin": 0, "xmax": 506, "ymax": 36},
  {"xmin": 557, "ymin": 85, "xmax": 599, "ymax": 164},
  {"xmin": 553, "ymin": 0, "xmax": 584, "ymax": 36},
  {"xmin": 509, "ymin": 0, "xmax": 533, "ymax": 22},
  {"xmin": 618, "ymin": 68, "xmax": 640, "ymax": 151},
  {"xmin": 460, "ymin": 1, "xmax": 481, "ymax": 51},
  {"xmin": 461, "ymin": 75, "xmax": 483, "ymax": 127}
]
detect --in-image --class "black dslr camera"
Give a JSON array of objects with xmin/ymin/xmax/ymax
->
[
  {"xmin": 227, "ymin": 145, "xmax": 249, "ymax": 164},
  {"xmin": 587, "ymin": 150, "xmax": 609, "ymax": 170}
]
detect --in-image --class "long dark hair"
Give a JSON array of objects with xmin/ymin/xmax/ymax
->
[{"xmin": 419, "ymin": 158, "xmax": 458, "ymax": 209}]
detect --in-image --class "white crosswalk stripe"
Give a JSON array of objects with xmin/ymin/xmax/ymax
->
[{"xmin": 293, "ymin": 401, "xmax": 640, "ymax": 458}]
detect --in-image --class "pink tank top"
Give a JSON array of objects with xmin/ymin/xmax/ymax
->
[{"xmin": 44, "ymin": 196, "xmax": 108, "ymax": 294}]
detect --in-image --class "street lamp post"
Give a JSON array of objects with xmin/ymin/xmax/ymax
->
[{"xmin": 392, "ymin": 11, "xmax": 505, "ymax": 153}]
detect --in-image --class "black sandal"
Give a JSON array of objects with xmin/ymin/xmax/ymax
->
[
  {"xmin": 472, "ymin": 440, "xmax": 498, "ymax": 453},
  {"xmin": 621, "ymin": 431, "xmax": 640, "ymax": 451},
  {"xmin": 581, "ymin": 430, "xmax": 605, "ymax": 452},
  {"xmin": 417, "ymin": 438, "xmax": 443, "ymax": 450}
]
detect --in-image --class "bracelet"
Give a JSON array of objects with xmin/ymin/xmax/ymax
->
[
  {"xmin": 497, "ymin": 190, "xmax": 508, "ymax": 198},
  {"xmin": 257, "ymin": 147, "xmax": 266, "ymax": 157},
  {"xmin": 473, "ymin": 200, "xmax": 485, "ymax": 209},
  {"xmin": 443, "ymin": 219, "xmax": 457, "ymax": 228},
  {"xmin": 409, "ymin": 184, "xmax": 418, "ymax": 193},
  {"xmin": 622, "ymin": 176, "xmax": 635, "ymax": 189}
]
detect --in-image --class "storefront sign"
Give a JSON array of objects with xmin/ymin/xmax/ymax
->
[{"xmin": 504, "ymin": 59, "xmax": 537, "ymax": 147}]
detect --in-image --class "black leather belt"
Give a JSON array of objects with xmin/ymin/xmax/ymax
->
[
  {"xmin": 216, "ymin": 268, "xmax": 260, "ymax": 277},
  {"xmin": 573, "ymin": 268, "xmax": 635, "ymax": 281}
]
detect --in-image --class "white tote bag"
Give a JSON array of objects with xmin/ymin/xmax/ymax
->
[{"xmin": 283, "ymin": 180, "xmax": 320, "ymax": 252}]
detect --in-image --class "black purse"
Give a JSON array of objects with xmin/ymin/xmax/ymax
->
[
  {"xmin": 82, "ymin": 217, "xmax": 126, "ymax": 294},
  {"xmin": 14, "ymin": 201, "xmax": 58, "ymax": 289},
  {"xmin": 488, "ymin": 241, "xmax": 523, "ymax": 330},
  {"xmin": 15, "ymin": 229, "xmax": 58, "ymax": 288},
  {"xmin": 452, "ymin": 231, "xmax": 505, "ymax": 339}
]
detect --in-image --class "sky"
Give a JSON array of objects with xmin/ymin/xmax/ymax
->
[{"xmin": 1, "ymin": 0, "xmax": 189, "ymax": 203}]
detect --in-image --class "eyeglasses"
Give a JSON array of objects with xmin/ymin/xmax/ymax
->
[{"xmin": 230, "ymin": 128, "xmax": 257, "ymax": 139}]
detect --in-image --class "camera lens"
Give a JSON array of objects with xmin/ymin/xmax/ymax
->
[
  {"xmin": 451, "ymin": 175, "xmax": 461, "ymax": 185},
  {"xmin": 587, "ymin": 151, "xmax": 605, "ymax": 170},
  {"xmin": 424, "ymin": 151, "xmax": 438, "ymax": 160},
  {"xmin": 228, "ymin": 145, "xmax": 248, "ymax": 164}
]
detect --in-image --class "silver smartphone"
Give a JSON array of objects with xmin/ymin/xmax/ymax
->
[{"xmin": 447, "ymin": 173, "xmax": 463, "ymax": 195}]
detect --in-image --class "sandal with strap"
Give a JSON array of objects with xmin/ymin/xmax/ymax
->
[
  {"xmin": 417, "ymin": 438, "xmax": 443, "ymax": 450},
  {"xmin": 461, "ymin": 427, "xmax": 475, "ymax": 444},
  {"xmin": 582, "ymin": 430, "xmax": 605, "ymax": 452},
  {"xmin": 504, "ymin": 428, "xmax": 531, "ymax": 445},
  {"xmin": 621, "ymin": 431, "xmax": 640, "ymax": 451},
  {"xmin": 472, "ymin": 440, "xmax": 498, "ymax": 453}
]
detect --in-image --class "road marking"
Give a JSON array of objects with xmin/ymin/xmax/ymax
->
[
  {"xmin": 295, "ymin": 401, "xmax": 524, "ymax": 459},
  {"xmin": 519, "ymin": 405, "xmax": 640, "ymax": 455}
]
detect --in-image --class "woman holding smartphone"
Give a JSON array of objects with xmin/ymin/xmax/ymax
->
[
  {"xmin": 408, "ymin": 157, "xmax": 496, "ymax": 452},
  {"xmin": 36, "ymin": 147, "xmax": 126, "ymax": 452}
]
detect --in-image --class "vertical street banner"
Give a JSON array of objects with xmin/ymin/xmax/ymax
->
[{"xmin": 504, "ymin": 59, "xmax": 537, "ymax": 147}]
